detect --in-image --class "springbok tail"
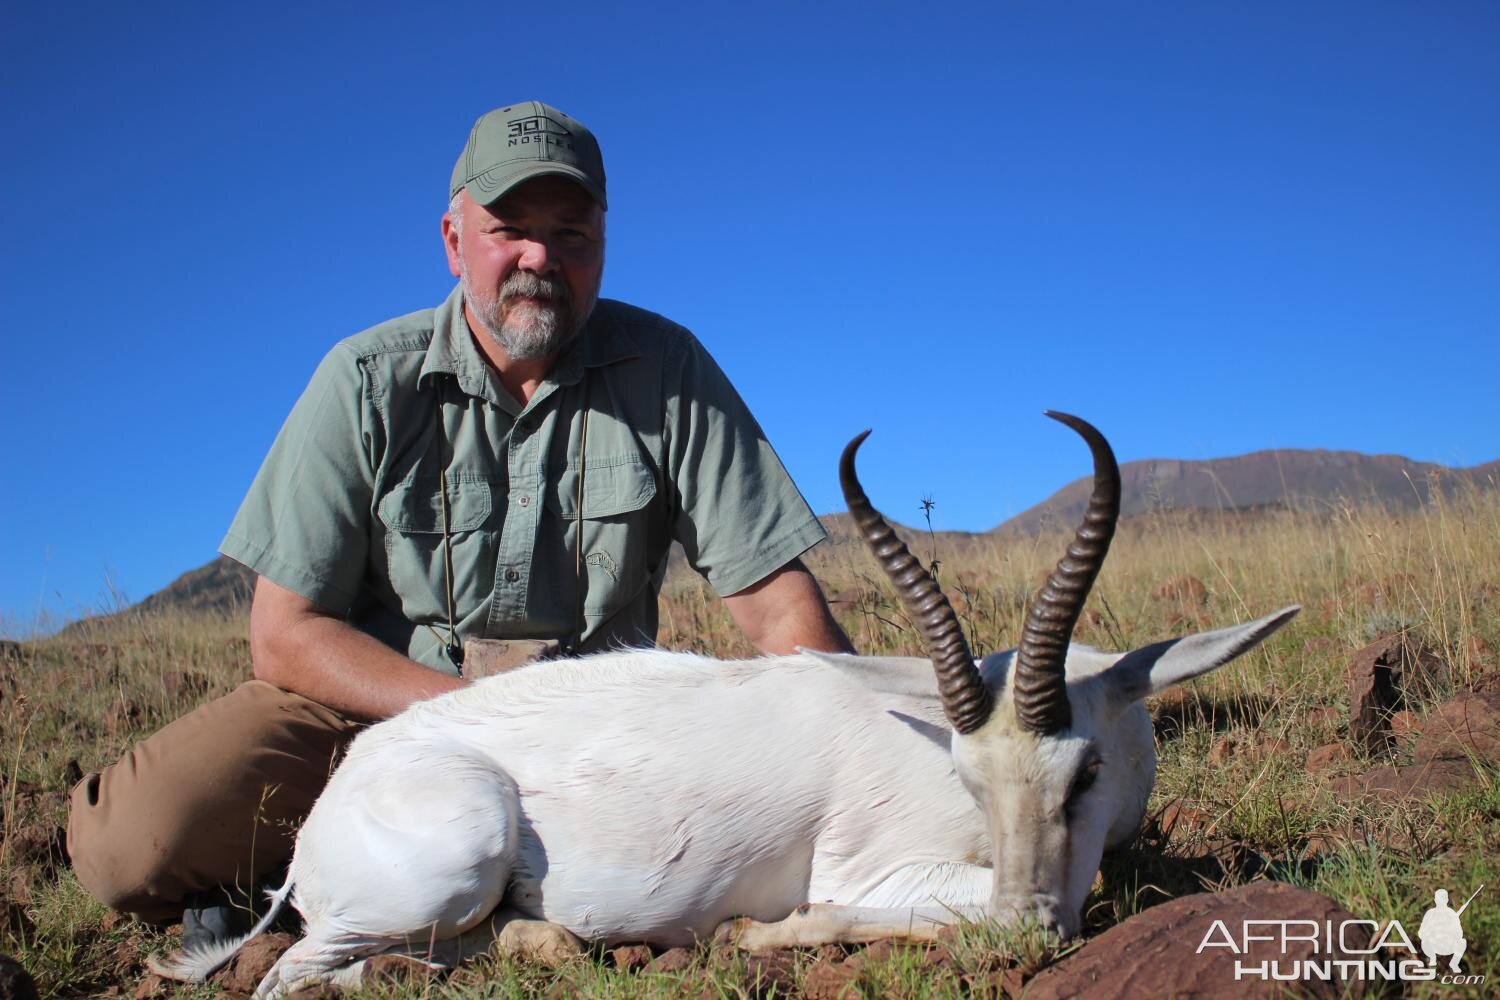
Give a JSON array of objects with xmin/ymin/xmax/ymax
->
[{"xmin": 146, "ymin": 876, "xmax": 296, "ymax": 982}]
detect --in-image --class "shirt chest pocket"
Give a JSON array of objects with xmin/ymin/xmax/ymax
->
[
  {"xmin": 543, "ymin": 457, "xmax": 659, "ymax": 616},
  {"xmin": 377, "ymin": 476, "xmax": 494, "ymax": 620}
]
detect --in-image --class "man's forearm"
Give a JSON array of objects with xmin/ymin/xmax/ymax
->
[{"xmin": 250, "ymin": 577, "xmax": 466, "ymax": 721}]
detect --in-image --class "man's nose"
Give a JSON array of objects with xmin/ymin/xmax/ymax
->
[{"xmin": 517, "ymin": 237, "xmax": 559, "ymax": 274}]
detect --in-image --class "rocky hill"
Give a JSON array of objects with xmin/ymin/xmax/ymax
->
[
  {"xmin": 992, "ymin": 449, "xmax": 1498, "ymax": 536},
  {"xmin": 71, "ymin": 448, "xmax": 1497, "ymax": 627}
]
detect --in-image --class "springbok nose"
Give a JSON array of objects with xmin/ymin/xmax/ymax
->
[{"xmin": 992, "ymin": 894, "xmax": 1071, "ymax": 939}]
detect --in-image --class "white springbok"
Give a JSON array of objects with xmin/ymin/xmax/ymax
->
[{"xmin": 156, "ymin": 412, "xmax": 1298, "ymax": 997}]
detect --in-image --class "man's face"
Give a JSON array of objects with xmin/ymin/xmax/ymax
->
[{"xmin": 443, "ymin": 175, "xmax": 605, "ymax": 363}]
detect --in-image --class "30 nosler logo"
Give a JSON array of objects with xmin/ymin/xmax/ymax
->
[
  {"xmin": 1197, "ymin": 884, "xmax": 1486, "ymax": 986},
  {"xmin": 507, "ymin": 115, "xmax": 574, "ymax": 151}
]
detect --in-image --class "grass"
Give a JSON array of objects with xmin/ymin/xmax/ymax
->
[{"xmin": 2, "ymin": 481, "xmax": 1497, "ymax": 996}]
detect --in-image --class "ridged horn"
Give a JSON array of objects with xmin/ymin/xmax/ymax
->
[
  {"xmin": 1014, "ymin": 411, "xmax": 1121, "ymax": 735},
  {"xmin": 840, "ymin": 431, "xmax": 993, "ymax": 734}
]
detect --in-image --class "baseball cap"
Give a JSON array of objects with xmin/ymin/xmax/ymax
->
[{"xmin": 449, "ymin": 101, "xmax": 607, "ymax": 210}]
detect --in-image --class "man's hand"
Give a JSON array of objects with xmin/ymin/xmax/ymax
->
[
  {"xmin": 249, "ymin": 576, "xmax": 466, "ymax": 721},
  {"xmin": 722, "ymin": 559, "xmax": 853, "ymax": 656}
]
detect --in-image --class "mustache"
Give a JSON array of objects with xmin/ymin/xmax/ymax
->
[{"xmin": 501, "ymin": 271, "xmax": 572, "ymax": 306}]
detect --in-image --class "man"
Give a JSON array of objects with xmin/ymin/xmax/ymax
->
[{"xmin": 67, "ymin": 101, "xmax": 850, "ymax": 932}]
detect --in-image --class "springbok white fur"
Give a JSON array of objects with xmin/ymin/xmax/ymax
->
[
  {"xmin": 151, "ymin": 414, "xmax": 1299, "ymax": 997},
  {"xmin": 155, "ymin": 606, "xmax": 1296, "ymax": 996}
]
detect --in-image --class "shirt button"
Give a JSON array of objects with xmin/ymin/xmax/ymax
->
[
  {"xmin": 504, "ymin": 568, "xmax": 520, "ymax": 583},
  {"xmin": 518, "ymin": 495, "xmax": 530, "ymax": 507}
]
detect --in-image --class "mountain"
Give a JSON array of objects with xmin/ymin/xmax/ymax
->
[
  {"xmin": 992, "ymin": 450, "xmax": 1499, "ymax": 536},
  {"xmin": 64, "ymin": 448, "xmax": 1498, "ymax": 629}
]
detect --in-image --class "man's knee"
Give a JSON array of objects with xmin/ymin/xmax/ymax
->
[{"xmin": 65, "ymin": 680, "xmax": 358, "ymax": 917}]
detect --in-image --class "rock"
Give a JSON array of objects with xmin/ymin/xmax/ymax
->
[
  {"xmin": 1413, "ymin": 691, "xmax": 1500, "ymax": 765},
  {"xmin": 1327, "ymin": 757, "xmax": 1480, "ymax": 802},
  {"xmin": 160, "ymin": 671, "xmax": 211, "ymax": 701},
  {"xmin": 742, "ymin": 949, "xmax": 799, "ymax": 995},
  {"xmin": 0, "ymin": 954, "xmax": 38, "ymax": 1000},
  {"xmin": 803, "ymin": 959, "xmax": 859, "ymax": 1000},
  {"xmin": 1389, "ymin": 709, "xmax": 1421, "ymax": 743},
  {"xmin": 610, "ymin": 944, "xmax": 653, "ymax": 971},
  {"xmin": 1304, "ymin": 743, "xmax": 1351, "ymax": 774},
  {"xmin": 1251, "ymin": 737, "xmax": 1292, "ymax": 761},
  {"xmin": 646, "ymin": 946, "xmax": 693, "ymax": 973},
  {"xmin": 1306, "ymin": 705, "xmax": 1341, "ymax": 728},
  {"xmin": 131, "ymin": 974, "xmax": 168, "ymax": 999},
  {"xmin": 360, "ymin": 954, "xmax": 436, "ymax": 985},
  {"xmin": 1345, "ymin": 635, "xmax": 1447, "ymax": 754},
  {"xmin": 1154, "ymin": 575, "xmax": 1209, "ymax": 607},
  {"xmin": 1167, "ymin": 610, "xmax": 1212, "ymax": 631},
  {"xmin": 1364, "ymin": 759, "xmax": 1480, "ymax": 798},
  {"xmin": 213, "ymin": 932, "xmax": 294, "ymax": 992},
  {"xmin": 1207, "ymin": 737, "xmax": 1235, "ymax": 765},
  {"xmin": 4, "ymin": 825, "xmax": 67, "ymax": 873},
  {"xmin": 1024, "ymin": 883, "xmax": 1369, "ymax": 999},
  {"xmin": 1154, "ymin": 798, "xmax": 1217, "ymax": 839}
]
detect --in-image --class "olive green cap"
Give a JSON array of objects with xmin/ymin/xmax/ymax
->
[{"xmin": 449, "ymin": 101, "xmax": 607, "ymax": 209}]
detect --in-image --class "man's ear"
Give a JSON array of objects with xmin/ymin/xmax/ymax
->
[
  {"xmin": 1099, "ymin": 606, "xmax": 1300, "ymax": 707},
  {"xmin": 441, "ymin": 210, "xmax": 463, "ymax": 278}
]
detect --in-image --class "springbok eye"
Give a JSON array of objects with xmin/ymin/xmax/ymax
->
[{"xmin": 1066, "ymin": 758, "xmax": 1103, "ymax": 812}]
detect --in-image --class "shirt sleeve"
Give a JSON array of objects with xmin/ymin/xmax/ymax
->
[
  {"xmin": 219, "ymin": 342, "xmax": 379, "ymax": 614},
  {"xmin": 663, "ymin": 333, "xmax": 827, "ymax": 596}
]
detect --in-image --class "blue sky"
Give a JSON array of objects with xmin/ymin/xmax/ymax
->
[{"xmin": 2, "ymin": 1, "xmax": 1496, "ymax": 634}]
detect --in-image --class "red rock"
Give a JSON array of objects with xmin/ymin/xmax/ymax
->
[
  {"xmin": 1389, "ymin": 709, "xmax": 1421, "ymax": 743},
  {"xmin": 803, "ymin": 960, "xmax": 859, "ymax": 1000},
  {"xmin": 4, "ymin": 825, "xmax": 66, "ymax": 873},
  {"xmin": 1305, "ymin": 743, "xmax": 1352, "ymax": 774},
  {"xmin": 1207, "ymin": 737, "xmax": 1235, "ymax": 765},
  {"xmin": 1155, "ymin": 799, "xmax": 1217, "ymax": 839},
  {"xmin": 131, "ymin": 974, "xmax": 168, "ymax": 999},
  {"xmin": 1024, "ymin": 883, "xmax": 1368, "ymax": 999},
  {"xmin": 1327, "ymin": 757, "xmax": 1480, "ymax": 802},
  {"xmin": 1413, "ymin": 691, "xmax": 1500, "ymax": 765},
  {"xmin": 610, "ymin": 944, "xmax": 652, "ymax": 971},
  {"xmin": 646, "ymin": 947, "xmax": 693, "ymax": 973},
  {"xmin": 1345, "ymin": 635, "xmax": 1447, "ymax": 754},
  {"xmin": 1306, "ymin": 705, "xmax": 1341, "ymax": 728},
  {"xmin": 742, "ymin": 949, "xmax": 799, "ymax": 994},
  {"xmin": 1251, "ymin": 737, "xmax": 1293, "ymax": 760},
  {"xmin": 213, "ymin": 932, "xmax": 294, "ymax": 992},
  {"xmin": 1154, "ymin": 574, "xmax": 1209, "ymax": 607},
  {"xmin": 1167, "ymin": 610, "xmax": 1212, "ymax": 631}
]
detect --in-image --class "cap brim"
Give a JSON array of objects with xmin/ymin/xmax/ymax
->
[{"xmin": 463, "ymin": 162, "xmax": 607, "ymax": 210}]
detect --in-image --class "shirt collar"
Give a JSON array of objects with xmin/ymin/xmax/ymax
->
[{"xmin": 420, "ymin": 284, "xmax": 642, "ymax": 403}]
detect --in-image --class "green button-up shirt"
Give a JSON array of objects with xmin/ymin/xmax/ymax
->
[{"xmin": 221, "ymin": 286, "xmax": 826, "ymax": 674}]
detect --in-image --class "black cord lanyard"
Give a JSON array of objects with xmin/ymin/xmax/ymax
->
[{"xmin": 430, "ymin": 371, "xmax": 591, "ymax": 667}]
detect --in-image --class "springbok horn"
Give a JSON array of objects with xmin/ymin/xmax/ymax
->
[
  {"xmin": 1013, "ymin": 411, "xmax": 1121, "ymax": 735},
  {"xmin": 840, "ymin": 431, "xmax": 993, "ymax": 734}
]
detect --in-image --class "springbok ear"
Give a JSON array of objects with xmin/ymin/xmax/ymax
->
[{"xmin": 1100, "ymin": 606, "xmax": 1300, "ymax": 706}]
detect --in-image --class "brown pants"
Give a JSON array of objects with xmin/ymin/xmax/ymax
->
[{"xmin": 67, "ymin": 680, "xmax": 363, "ymax": 921}]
